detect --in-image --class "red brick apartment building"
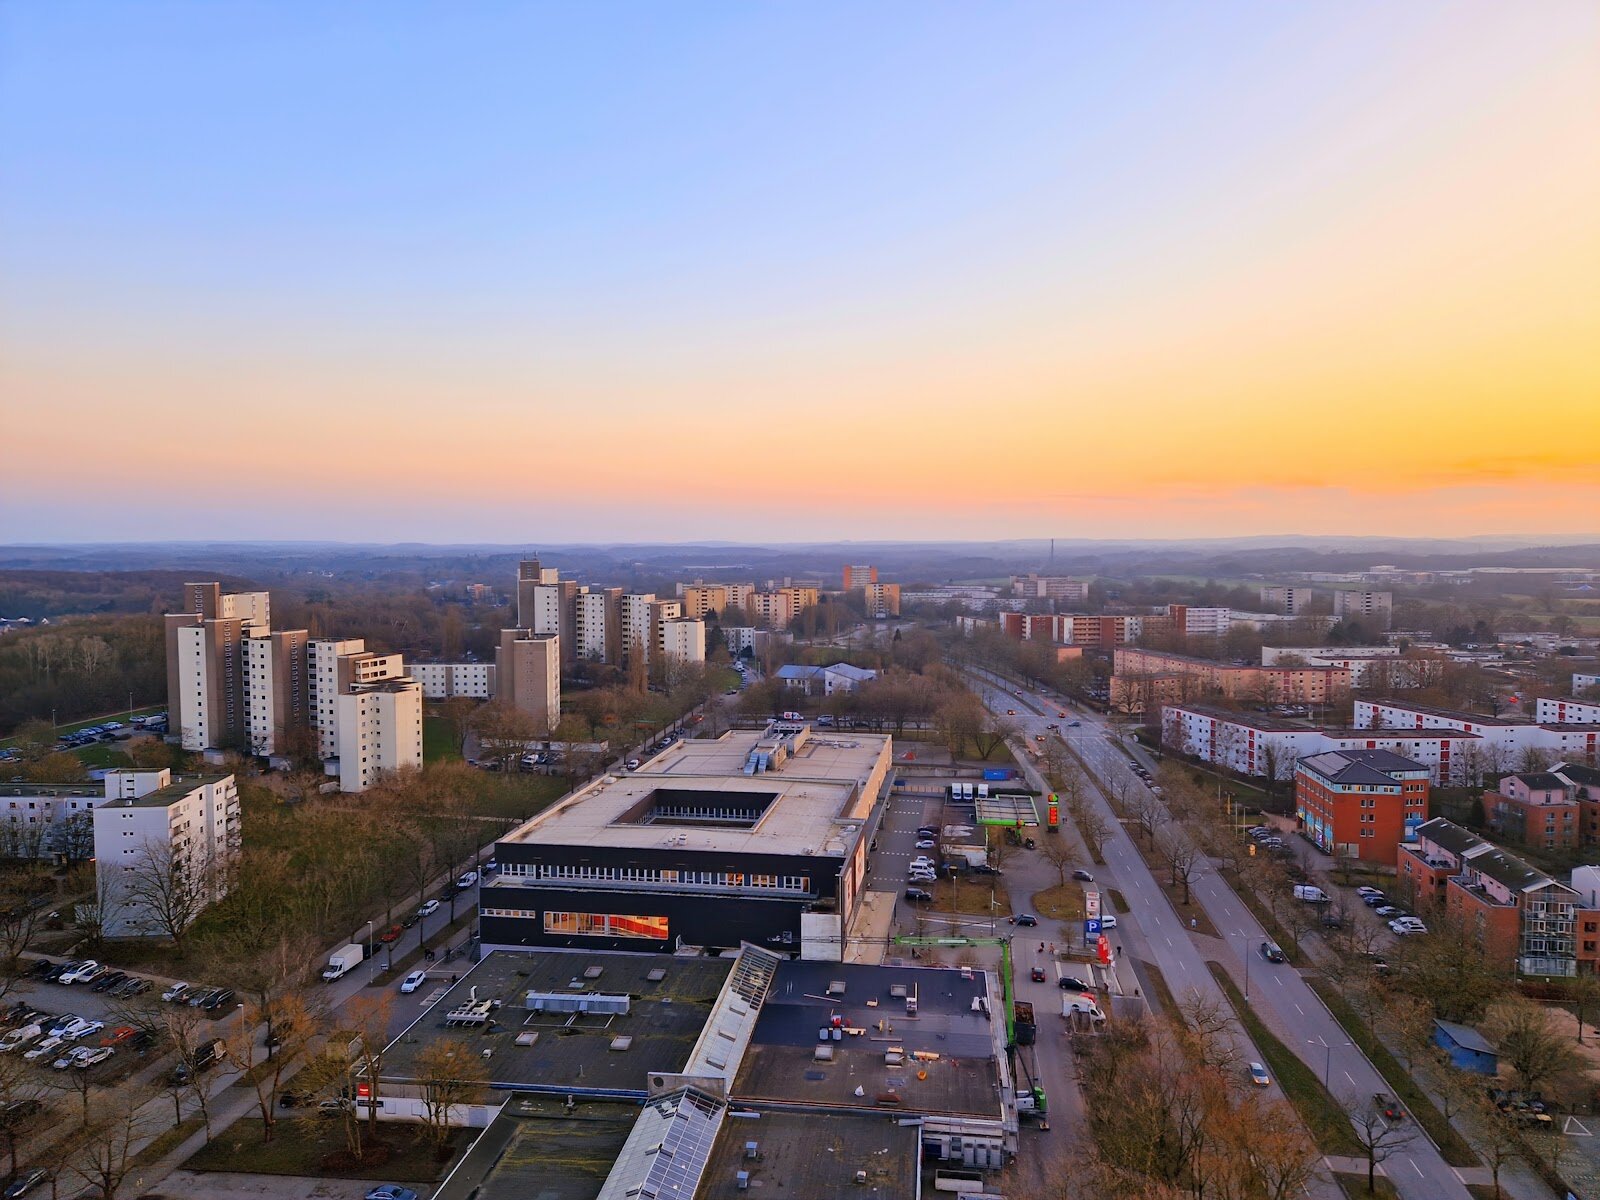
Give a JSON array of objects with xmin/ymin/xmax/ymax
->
[
  {"xmin": 1294, "ymin": 749, "xmax": 1430, "ymax": 862},
  {"xmin": 1485, "ymin": 764, "xmax": 1600, "ymax": 850},
  {"xmin": 1400, "ymin": 818, "xmax": 1590, "ymax": 977}
]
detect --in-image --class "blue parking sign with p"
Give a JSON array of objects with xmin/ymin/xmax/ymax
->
[{"xmin": 1085, "ymin": 919, "xmax": 1101, "ymax": 935}]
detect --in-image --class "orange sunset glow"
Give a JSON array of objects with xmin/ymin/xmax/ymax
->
[{"xmin": 2, "ymin": 2, "xmax": 1596, "ymax": 542}]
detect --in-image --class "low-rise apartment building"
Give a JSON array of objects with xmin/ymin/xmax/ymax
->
[
  {"xmin": 774, "ymin": 663, "xmax": 878, "ymax": 697},
  {"xmin": 1260, "ymin": 645, "xmax": 1440, "ymax": 689},
  {"xmin": 1162, "ymin": 703, "xmax": 1483, "ymax": 785},
  {"xmin": 1537, "ymin": 696, "xmax": 1600, "ymax": 725},
  {"xmin": 1113, "ymin": 647, "xmax": 1351, "ymax": 714},
  {"xmin": 92, "ymin": 768, "xmax": 239, "ymax": 939},
  {"xmin": 1009, "ymin": 574, "xmax": 1089, "ymax": 604},
  {"xmin": 1355, "ymin": 699, "xmax": 1600, "ymax": 771},
  {"xmin": 1487, "ymin": 773, "xmax": 1581, "ymax": 850},
  {"xmin": 1576, "ymin": 673, "xmax": 1600, "ymax": 696},
  {"xmin": 1402, "ymin": 818, "xmax": 1583, "ymax": 977},
  {"xmin": 1295, "ymin": 749, "xmax": 1429, "ymax": 862}
]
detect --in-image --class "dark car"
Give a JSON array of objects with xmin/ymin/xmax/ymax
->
[
  {"xmin": 43, "ymin": 962, "xmax": 75, "ymax": 983},
  {"xmin": 25, "ymin": 962, "xmax": 53, "ymax": 981},
  {"xmin": 128, "ymin": 1029, "xmax": 157, "ymax": 1052},
  {"xmin": 1059, "ymin": 977, "xmax": 1091, "ymax": 992},
  {"xmin": 202, "ymin": 988, "xmax": 235, "ymax": 1012},
  {"xmin": 971, "ymin": 864, "xmax": 1002, "ymax": 876},
  {"xmin": 1260, "ymin": 941, "xmax": 1287, "ymax": 963},
  {"xmin": 117, "ymin": 978, "xmax": 152, "ymax": 998},
  {"xmin": 1362, "ymin": 894, "xmax": 1386, "ymax": 907},
  {"xmin": 1012, "ymin": 914, "xmax": 1038, "ymax": 927},
  {"xmin": 91, "ymin": 971, "xmax": 128, "ymax": 994},
  {"xmin": 905, "ymin": 888, "xmax": 933, "ymax": 903}
]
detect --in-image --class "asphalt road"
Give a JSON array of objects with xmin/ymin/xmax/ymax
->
[{"xmin": 964, "ymin": 666, "xmax": 1475, "ymax": 1200}]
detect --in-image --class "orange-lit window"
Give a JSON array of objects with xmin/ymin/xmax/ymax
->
[{"xmin": 543, "ymin": 911, "xmax": 668, "ymax": 940}]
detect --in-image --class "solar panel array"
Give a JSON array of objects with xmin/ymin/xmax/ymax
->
[{"xmin": 599, "ymin": 1086, "xmax": 727, "ymax": 1200}]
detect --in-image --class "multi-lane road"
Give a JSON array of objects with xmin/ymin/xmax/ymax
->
[{"xmin": 962, "ymin": 666, "xmax": 1478, "ymax": 1200}]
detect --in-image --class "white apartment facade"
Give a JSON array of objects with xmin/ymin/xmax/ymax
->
[
  {"xmin": 1260, "ymin": 645, "xmax": 1439, "ymax": 688},
  {"xmin": 307, "ymin": 638, "xmax": 365, "ymax": 758},
  {"xmin": 92, "ymin": 769, "xmax": 239, "ymax": 938},
  {"xmin": 1162, "ymin": 704, "xmax": 1485, "ymax": 786},
  {"xmin": 661, "ymin": 618, "xmax": 707, "ymax": 665},
  {"xmin": 1576, "ymin": 673, "xmax": 1600, "ymax": 695},
  {"xmin": 620, "ymin": 594, "xmax": 656, "ymax": 662},
  {"xmin": 411, "ymin": 662, "xmax": 496, "ymax": 700},
  {"xmin": 1355, "ymin": 699, "xmax": 1600, "ymax": 772},
  {"xmin": 1538, "ymin": 697, "xmax": 1600, "ymax": 725},
  {"xmin": 335, "ymin": 679, "xmax": 424, "ymax": 793}
]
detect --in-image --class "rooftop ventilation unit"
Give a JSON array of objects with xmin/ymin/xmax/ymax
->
[{"xmin": 526, "ymin": 991, "xmax": 632, "ymax": 1016}]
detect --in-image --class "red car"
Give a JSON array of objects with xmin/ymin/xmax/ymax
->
[
  {"xmin": 378, "ymin": 924, "xmax": 404, "ymax": 944},
  {"xmin": 99, "ymin": 1025, "xmax": 136, "ymax": 1047},
  {"xmin": 1030, "ymin": 966, "xmax": 1046, "ymax": 982}
]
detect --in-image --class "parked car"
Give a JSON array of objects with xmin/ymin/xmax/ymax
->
[
  {"xmin": 914, "ymin": 839, "xmax": 936, "ymax": 850},
  {"xmin": 1071, "ymin": 869, "xmax": 1094, "ymax": 882},
  {"xmin": 1374, "ymin": 905, "xmax": 1403, "ymax": 918},
  {"xmin": 625, "ymin": 758, "xmax": 641, "ymax": 770},
  {"xmin": 59, "ymin": 1019, "xmax": 103, "ymax": 1042},
  {"xmin": 400, "ymin": 970, "xmax": 428, "ymax": 994},
  {"xmin": 417, "ymin": 899, "xmax": 441, "ymax": 918},
  {"xmin": 364, "ymin": 1187, "xmax": 420, "ymax": 1200},
  {"xmin": 1260, "ymin": 941, "xmax": 1287, "ymax": 963},
  {"xmin": 202, "ymin": 988, "xmax": 235, "ymax": 1012},
  {"xmin": 1099, "ymin": 914, "xmax": 1118, "ymax": 930},
  {"xmin": 1355, "ymin": 886, "xmax": 1383, "ymax": 898},
  {"xmin": 378, "ymin": 925, "xmax": 404, "ymax": 944},
  {"xmin": 162, "ymin": 982, "xmax": 190, "ymax": 1003},
  {"xmin": 114, "ymin": 977, "xmax": 151, "ymax": 998},
  {"xmin": 22, "ymin": 1038, "xmax": 62, "ymax": 1063},
  {"xmin": 1362, "ymin": 894, "xmax": 1387, "ymax": 907},
  {"xmin": 58, "ymin": 961, "xmax": 101, "ymax": 986},
  {"xmin": 91, "ymin": 971, "xmax": 128, "ymax": 994},
  {"xmin": 905, "ymin": 888, "xmax": 933, "ymax": 903},
  {"xmin": 99, "ymin": 1026, "xmax": 137, "ymax": 1048},
  {"xmin": 1059, "ymin": 977, "xmax": 1091, "ymax": 992},
  {"xmin": 1248, "ymin": 1062, "xmax": 1271, "ymax": 1087},
  {"xmin": 457, "ymin": 870, "xmax": 479, "ymax": 889},
  {"xmin": 2, "ymin": 1168, "xmax": 49, "ymax": 1198}
]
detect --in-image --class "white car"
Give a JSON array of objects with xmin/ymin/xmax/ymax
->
[
  {"xmin": 59, "ymin": 1018, "xmax": 103, "ymax": 1042},
  {"xmin": 457, "ymin": 871, "xmax": 479, "ymax": 889},
  {"xmin": 54, "ymin": 1048, "xmax": 91, "ymax": 1070},
  {"xmin": 417, "ymin": 900, "xmax": 440, "ymax": 918},
  {"xmin": 915, "ymin": 839, "xmax": 937, "ymax": 850},
  {"xmin": 162, "ymin": 982, "xmax": 190, "ymax": 1003},
  {"xmin": 1099, "ymin": 914, "xmax": 1118, "ymax": 930},
  {"xmin": 60, "ymin": 960, "xmax": 101, "ymax": 985},
  {"xmin": 1388, "ymin": 918, "xmax": 1428, "ymax": 935},
  {"xmin": 24, "ymin": 1036, "xmax": 63, "ymax": 1062},
  {"xmin": 400, "ymin": 970, "xmax": 428, "ymax": 994},
  {"xmin": 626, "ymin": 758, "xmax": 641, "ymax": 770}
]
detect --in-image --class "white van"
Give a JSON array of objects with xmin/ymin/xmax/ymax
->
[{"xmin": 1292, "ymin": 885, "xmax": 1328, "ymax": 904}]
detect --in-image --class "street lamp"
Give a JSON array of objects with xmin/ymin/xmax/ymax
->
[
  {"xmin": 1308, "ymin": 1036, "xmax": 1352, "ymax": 1087},
  {"xmin": 1242, "ymin": 935, "xmax": 1251, "ymax": 1001},
  {"xmin": 363, "ymin": 919, "xmax": 374, "ymax": 960}
]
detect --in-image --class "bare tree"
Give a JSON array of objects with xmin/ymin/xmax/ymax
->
[
  {"xmin": 414, "ymin": 1036, "xmax": 489, "ymax": 1151},
  {"xmin": 61, "ymin": 1104, "xmax": 152, "ymax": 1200},
  {"xmin": 1346, "ymin": 1093, "xmax": 1418, "ymax": 1194},
  {"xmin": 1484, "ymin": 997, "xmax": 1584, "ymax": 1096},
  {"xmin": 1158, "ymin": 831, "xmax": 1201, "ymax": 905},
  {"xmin": 116, "ymin": 840, "xmax": 219, "ymax": 951}
]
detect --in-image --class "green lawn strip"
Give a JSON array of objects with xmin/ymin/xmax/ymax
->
[
  {"xmin": 422, "ymin": 715, "xmax": 461, "ymax": 762},
  {"xmin": 1335, "ymin": 1171, "xmax": 1401, "ymax": 1199},
  {"xmin": 1305, "ymin": 977, "xmax": 1478, "ymax": 1168},
  {"xmin": 1208, "ymin": 963, "xmax": 1364, "ymax": 1157},
  {"xmin": 73, "ymin": 743, "xmax": 134, "ymax": 768},
  {"xmin": 1139, "ymin": 959, "xmax": 1182, "ymax": 1023},
  {"xmin": 1106, "ymin": 888, "xmax": 1128, "ymax": 914},
  {"xmin": 184, "ymin": 1116, "xmax": 467, "ymax": 1180},
  {"xmin": 1, "ymin": 704, "xmax": 164, "ymax": 747}
]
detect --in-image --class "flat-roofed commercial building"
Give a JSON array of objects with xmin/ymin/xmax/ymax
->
[
  {"xmin": 1295, "ymin": 749, "xmax": 1429, "ymax": 861},
  {"xmin": 481, "ymin": 723, "xmax": 893, "ymax": 959}
]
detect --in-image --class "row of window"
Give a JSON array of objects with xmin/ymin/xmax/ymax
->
[
  {"xmin": 481, "ymin": 907, "xmax": 670, "ymax": 940},
  {"xmin": 498, "ymin": 863, "xmax": 812, "ymax": 892}
]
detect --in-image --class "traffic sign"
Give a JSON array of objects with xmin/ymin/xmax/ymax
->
[{"xmin": 1085, "ymin": 919, "xmax": 1101, "ymax": 936}]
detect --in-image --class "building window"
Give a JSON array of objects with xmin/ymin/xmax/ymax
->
[{"xmin": 542, "ymin": 911, "xmax": 668, "ymax": 940}]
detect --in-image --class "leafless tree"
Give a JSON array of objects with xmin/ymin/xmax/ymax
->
[
  {"xmin": 414, "ymin": 1036, "xmax": 489, "ymax": 1151},
  {"xmin": 1158, "ymin": 831, "xmax": 1201, "ymax": 905},
  {"xmin": 117, "ymin": 840, "xmax": 220, "ymax": 951},
  {"xmin": 1346, "ymin": 1093, "xmax": 1418, "ymax": 1194}
]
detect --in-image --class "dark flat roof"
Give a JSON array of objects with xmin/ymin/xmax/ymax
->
[
  {"xmin": 381, "ymin": 950, "xmax": 732, "ymax": 1094},
  {"xmin": 698, "ymin": 1111, "xmax": 920, "ymax": 1200},
  {"xmin": 431, "ymin": 1094, "xmax": 637, "ymax": 1200},
  {"xmin": 732, "ymin": 960, "xmax": 1004, "ymax": 1119}
]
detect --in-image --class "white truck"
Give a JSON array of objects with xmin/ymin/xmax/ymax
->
[
  {"xmin": 1062, "ymin": 995, "xmax": 1107, "ymax": 1024},
  {"xmin": 1292, "ymin": 884, "xmax": 1328, "ymax": 904},
  {"xmin": 322, "ymin": 943, "xmax": 365, "ymax": 982}
]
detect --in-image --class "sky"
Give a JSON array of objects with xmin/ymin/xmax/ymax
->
[{"xmin": 2, "ymin": 2, "xmax": 1597, "ymax": 544}]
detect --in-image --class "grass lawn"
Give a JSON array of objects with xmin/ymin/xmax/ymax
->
[
  {"xmin": 422, "ymin": 715, "xmax": 460, "ymax": 762},
  {"xmin": 73, "ymin": 743, "xmax": 135, "ymax": 769},
  {"xmin": 1032, "ymin": 882, "xmax": 1085, "ymax": 923},
  {"xmin": 1208, "ymin": 962, "xmax": 1364, "ymax": 1157},
  {"xmin": 1335, "ymin": 1171, "xmax": 1400, "ymax": 1198},
  {"xmin": 927, "ymin": 875, "xmax": 1011, "ymax": 918},
  {"xmin": 133, "ymin": 1115, "xmax": 207, "ymax": 1169},
  {"xmin": 185, "ymin": 1116, "xmax": 469, "ymax": 1181},
  {"xmin": 0, "ymin": 704, "xmax": 165, "ymax": 747},
  {"xmin": 1306, "ymin": 977, "xmax": 1478, "ymax": 1167},
  {"xmin": 1139, "ymin": 959, "xmax": 1181, "ymax": 1022},
  {"xmin": 456, "ymin": 772, "xmax": 568, "ymax": 821}
]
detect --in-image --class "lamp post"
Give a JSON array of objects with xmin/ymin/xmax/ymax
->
[
  {"xmin": 1309, "ymin": 1036, "xmax": 1351, "ymax": 1087},
  {"xmin": 364, "ymin": 919, "xmax": 374, "ymax": 960},
  {"xmin": 1242, "ymin": 935, "xmax": 1251, "ymax": 1001}
]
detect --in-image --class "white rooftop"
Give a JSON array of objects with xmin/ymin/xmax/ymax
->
[{"xmin": 496, "ymin": 724, "xmax": 892, "ymax": 860}]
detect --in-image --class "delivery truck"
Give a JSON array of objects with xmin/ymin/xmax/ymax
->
[{"xmin": 322, "ymin": 942, "xmax": 365, "ymax": 982}]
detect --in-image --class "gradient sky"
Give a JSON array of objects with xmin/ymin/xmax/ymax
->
[{"xmin": 2, "ymin": 2, "xmax": 1597, "ymax": 543}]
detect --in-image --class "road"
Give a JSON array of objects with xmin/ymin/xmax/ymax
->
[{"xmin": 963, "ymin": 666, "xmax": 1478, "ymax": 1200}]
